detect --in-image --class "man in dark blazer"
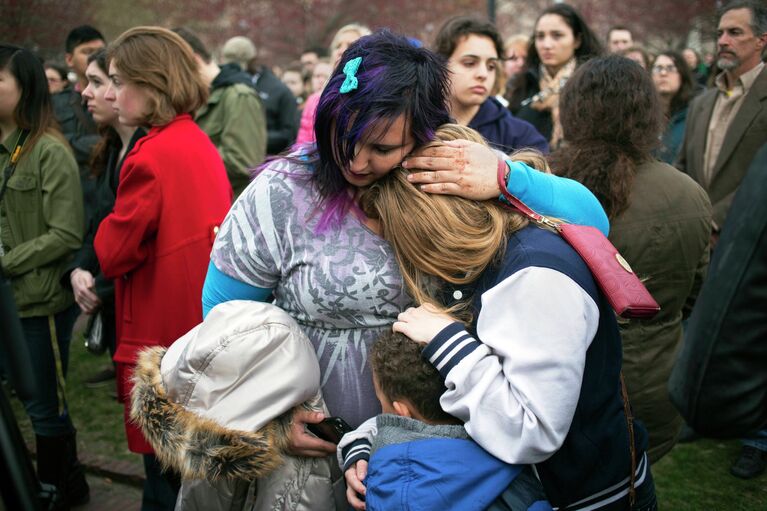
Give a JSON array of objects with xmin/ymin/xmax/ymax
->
[
  {"xmin": 675, "ymin": 0, "xmax": 767, "ymax": 479},
  {"xmin": 676, "ymin": 0, "xmax": 767, "ymax": 236},
  {"xmin": 670, "ymin": 144, "xmax": 767, "ymax": 480}
]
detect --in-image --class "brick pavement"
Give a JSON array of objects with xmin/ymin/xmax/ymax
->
[
  {"xmin": 0, "ymin": 473, "xmax": 142, "ymax": 511},
  {"xmin": 78, "ymin": 450, "xmax": 144, "ymax": 488},
  {"xmin": 75, "ymin": 474, "xmax": 142, "ymax": 511},
  {"xmin": 21, "ymin": 440, "xmax": 145, "ymax": 510}
]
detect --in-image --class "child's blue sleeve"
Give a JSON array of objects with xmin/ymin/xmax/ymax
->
[
  {"xmin": 202, "ymin": 261, "xmax": 273, "ymax": 318},
  {"xmin": 503, "ymin": 161, "xmax": 610, "ymax": 236}
]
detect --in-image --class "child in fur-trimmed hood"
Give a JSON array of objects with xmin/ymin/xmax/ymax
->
[{"xmin": 131, "ymin": 300, "xmax": 344, "ymax": 510}]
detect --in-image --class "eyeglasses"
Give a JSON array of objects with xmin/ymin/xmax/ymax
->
[{"xmin": 652, "ymin": 64, "xmax": 678, "ymax": 74}]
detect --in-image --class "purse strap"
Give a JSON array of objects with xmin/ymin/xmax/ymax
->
[
  {"xmin": 496, "ymin": 159, "xmax": 561, "ymax": 230},
  {"xmin": 498, "ymin": 158, "xmax": 638, "ymax": 505},
  {"xmin": 620, "ymin": 371, "xmax": 637, "ymax": 507}
]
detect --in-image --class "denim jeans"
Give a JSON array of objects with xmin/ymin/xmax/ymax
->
[
  {"xmin": 18, "ymin": 305, "xmax": 78, "ymax": 437},
  {"xmin": 742, "ymin": 428, "xmax": 767, "ymax": 451}
]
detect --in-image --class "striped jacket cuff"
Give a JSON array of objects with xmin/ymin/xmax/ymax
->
[
  {"xmin": 342, "ymin": 438, "xmax": 371, "ymax": 472},
  {"xmin": 422, "ymin": 322, "xmax": 483, "ymax": 379}
]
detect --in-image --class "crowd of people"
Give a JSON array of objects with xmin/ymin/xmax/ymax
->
[{"xmin": 1, "ymin": 0, "xmax": 766, "ymax": 510}]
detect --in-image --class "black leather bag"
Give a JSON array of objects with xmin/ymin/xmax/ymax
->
[{"xmin": 84, "ymin": 313, "xmax": 106, "ymax": 355}]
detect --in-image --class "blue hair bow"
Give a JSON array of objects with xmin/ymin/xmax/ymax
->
[{"xmin": 340, "ymin": 57, "xmax": 362, "ymax": 94}]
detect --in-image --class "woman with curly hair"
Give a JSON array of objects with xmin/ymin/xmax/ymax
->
[
  {"xmin": 506, "ymin": 3, "xmax": 603, "ymax": 148},
  {"xmin": 549, "ymin": 55, "xmax": 712, "ymax": 463},
  {"xmin": 651, "ymin": 51, "xmax": 697, "ymax": 164}
]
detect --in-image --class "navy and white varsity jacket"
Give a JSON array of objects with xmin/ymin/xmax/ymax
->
[{"xmin": 424, "ymin": 224, "xmax": 649, "ymax": 510}]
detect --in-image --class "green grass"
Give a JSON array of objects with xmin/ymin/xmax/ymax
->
[
  {"xmin": 654, "ymin": 439, "xmax": 767, "ymax": 510},
  {"xmin": 7, "ymin": 328, "xmax": 767, "ymax": 509}
]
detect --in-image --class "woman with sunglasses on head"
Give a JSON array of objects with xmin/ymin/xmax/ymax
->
[
  {"xmin": 0, "ymin": 44, "xmax": 87, "ymax": 508},
  {"xmin": 44, "ymin": 61, "xmax": 70, "ymax": 94}
]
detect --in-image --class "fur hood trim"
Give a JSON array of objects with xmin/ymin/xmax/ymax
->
[{"xmin": 131, "ymin": 347, "xmax": 289, "ymax": 481}]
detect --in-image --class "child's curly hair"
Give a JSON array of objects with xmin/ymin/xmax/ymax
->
[{"xmin": 370, "ymin": 331, "xmax": 459, "ymax": 424}]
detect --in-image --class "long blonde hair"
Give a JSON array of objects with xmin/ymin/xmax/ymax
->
[{"xmin": 361, "ymin": 124, "xmax": 550, "ymax": 316}]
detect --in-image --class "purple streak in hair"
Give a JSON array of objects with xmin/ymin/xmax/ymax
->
[{"xmin": 309, "ymin": 29, "xmax": 452, "ymax": 233}]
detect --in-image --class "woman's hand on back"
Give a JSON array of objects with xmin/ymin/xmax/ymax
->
[
  {"xmin": 402, "ymin": 139, "xmax": 502, "ymax": 200},
  {"xmin": 393, "ymin": 304, "xmax": 455, "ymax": 345},
  {"xmin": 286, "ymin": 408, "xmax": 338, "ymax": 458}
]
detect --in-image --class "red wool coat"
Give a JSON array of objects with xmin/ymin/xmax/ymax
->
[{"xmin": 94, "ymin": 114, "xmax": 232, "ymax": 453}]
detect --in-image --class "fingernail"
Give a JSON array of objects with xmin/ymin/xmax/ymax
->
[
  {"xmin": 401, "ymin": 160, "xmax": 409, "ymax": 168},
  {"xmin": 406, "ymin": 174, "xmax": 413, "ymax": 181}
]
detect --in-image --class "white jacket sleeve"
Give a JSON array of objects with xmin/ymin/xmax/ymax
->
[{"xmin": 421, "ymin": 267, "xmax": 600, "ymax": 464}]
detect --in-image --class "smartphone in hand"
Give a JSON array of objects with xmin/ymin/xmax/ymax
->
[{"xmin": 306, "ymin": 416, "xmax": 353, "ymax": 444}]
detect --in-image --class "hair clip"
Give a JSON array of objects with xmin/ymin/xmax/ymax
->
[{"xmin": 340, "ymin": 56, "xmax": 362, "ymax": 94}]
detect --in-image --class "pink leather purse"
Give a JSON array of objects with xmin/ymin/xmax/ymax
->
[{"xmin": 497, "ymin": 161, "xmax": 660, "ymax": 319}]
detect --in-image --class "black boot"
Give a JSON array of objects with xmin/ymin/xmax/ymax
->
[
  {"xmin": 730, "ymin": 445, "xmax": 767, "ymax": 479},
  {"xmin": 36, "ymin": 432, "xmax": 90, "ymax": 509},
  {"xmin": 64, "ymin": 431, "xmax": 90, "ymax": 506},
  {"xmin": 36, "ymin": 434, "xmax": 68, "ymax": 511}
]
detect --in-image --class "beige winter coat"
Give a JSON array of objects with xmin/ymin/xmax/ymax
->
[{"xmin": 131, "ymin": 301, "xmax": 345, "ymax": 510}]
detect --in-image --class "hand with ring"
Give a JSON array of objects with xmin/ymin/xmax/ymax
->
[{"xmin": 402, "ymin": 139, "xmax": 503, "ymax": 200}]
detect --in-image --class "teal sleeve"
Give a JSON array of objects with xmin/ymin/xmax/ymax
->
[
  {"xmin": 503, "ymin": 161, "xmax": 610, "ymax": 236},
  {"xmin": 202, "ymin": 261, "xmax": 273, "ymax": 318}
]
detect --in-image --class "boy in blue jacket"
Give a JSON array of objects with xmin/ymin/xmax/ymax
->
[{"xmin": 339, "ymin": 331, "xmax": 551, "ymax": 511}]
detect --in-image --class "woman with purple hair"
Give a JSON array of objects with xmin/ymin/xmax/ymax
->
[{"xmin": 202, "ymin": 29, "xmax": 608, "ymax": 499}]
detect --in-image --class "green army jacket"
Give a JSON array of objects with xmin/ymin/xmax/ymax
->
[
  {"xmin": 196, "ymin": 83, "xmax": 267, "ymax": 198},
  {"xmin": 0, "ymin": 129, "xmax": 84, "ymax": 317}
]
